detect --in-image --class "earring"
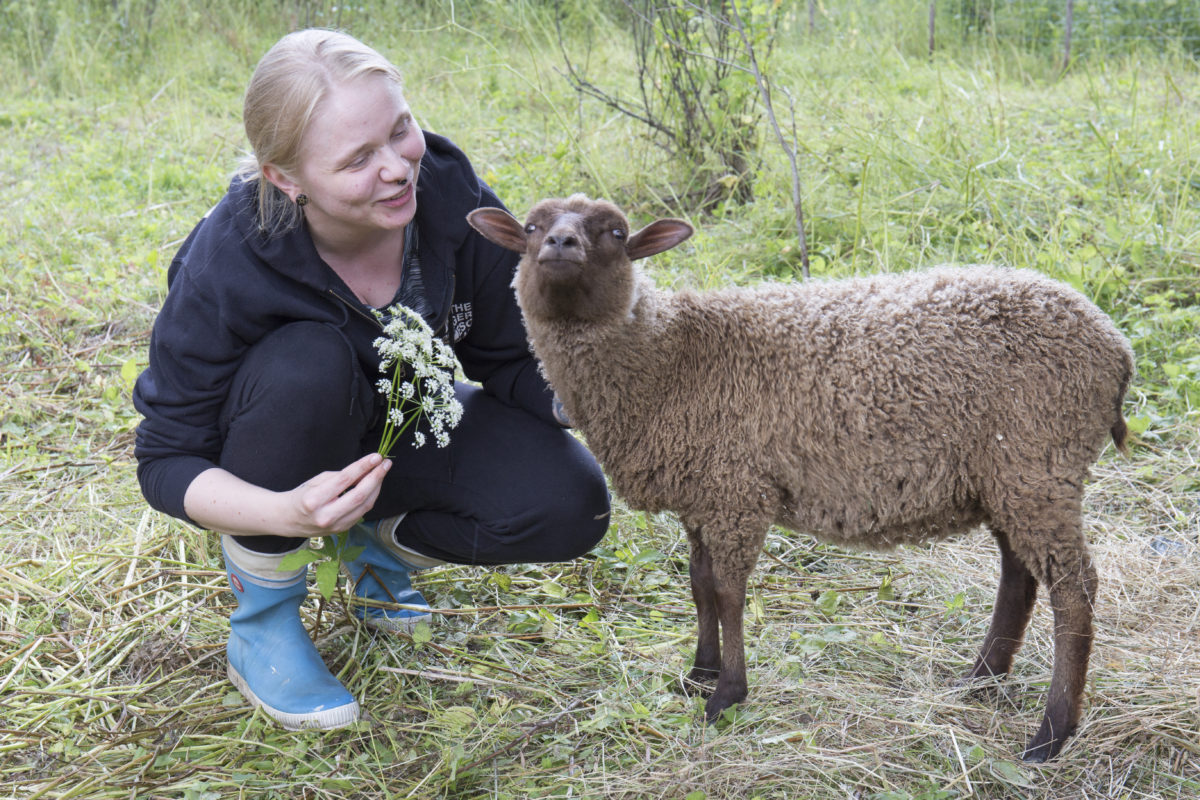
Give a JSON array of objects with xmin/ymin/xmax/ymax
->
[{"xmin": 296, "ymin": 193, "xmax": 309, "ymax": 207}]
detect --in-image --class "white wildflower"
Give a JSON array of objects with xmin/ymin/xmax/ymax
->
[{"xmin": 372, "ymin": 303, "xmax": 464, "ymax": 456}]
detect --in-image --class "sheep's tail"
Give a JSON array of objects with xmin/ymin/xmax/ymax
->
[
  {"xmin": 1111, "ymin": 416, "xmax": 1129, "ymax": 456},
  {"xmin": 1111, "ymin": 357, "xmax": 1134, "ymax": 456}
]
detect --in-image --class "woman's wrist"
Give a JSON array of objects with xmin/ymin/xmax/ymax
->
[{"xmin": 183, "ymin": 468, "xmax": 298, "ymax": 538}]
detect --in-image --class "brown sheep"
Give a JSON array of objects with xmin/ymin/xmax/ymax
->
[{"xmin": 467, "ymin": 195, "xmax": 1134, "ymax": 762}]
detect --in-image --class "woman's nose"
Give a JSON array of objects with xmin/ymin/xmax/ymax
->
[{"xmin": 379, "ymin": 148, "xmax": 413, "ymax": 183}]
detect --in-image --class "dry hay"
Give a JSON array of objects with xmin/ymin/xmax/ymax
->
[{"xmin": 1, "ymin": 433, "xmax": 1196, "ymax": 799}]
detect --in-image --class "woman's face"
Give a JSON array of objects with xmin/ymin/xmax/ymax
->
[{"xmin": 276, "ymin": 73, "xmax": 427, "ymax": 248}]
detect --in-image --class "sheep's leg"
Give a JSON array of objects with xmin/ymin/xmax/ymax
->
[
  {"xmin": 1023, "ymin": 551, "xmax": 1096, "ymax": 762},
  {"xmin": 702, "ymin": 536, "xmax": 763, "ymax": 723},
  {"xmin": 963, "ymin": 528, "xmax": 1038, "ymax": 681},
  {"xmin": 988, "ymin": 493, "xmax": 1096, "ymax": 763},
  {"xmin": 685, "ymin": 533, "xmax": 721, "ymax": 692}
]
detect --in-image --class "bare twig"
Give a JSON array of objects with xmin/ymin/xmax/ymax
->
[
  {"xmin": 728, "ymin": 1, "xmax": 810, "ymax": 277},
  {"xmin": 1063, "ymin": 0, "xmax": 1076, "ymax": 71}
]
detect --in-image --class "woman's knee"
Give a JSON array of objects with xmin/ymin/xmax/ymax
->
[
  {"xmin": 219, "ymin": 322, "xmax": 374, "ymax": 487},
  {"xmin": 555, "ymin": 503, "xmax": 611, "ymax": 560},
  {"xmin": 537, "ymin": 457, "xmax": 611, "ymax": 560},
  {"xmin": 223, "ymin": 322, "xmax": 372, "ymax": 433}
]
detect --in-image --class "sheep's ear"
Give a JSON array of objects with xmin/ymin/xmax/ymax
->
[
  {"xmin": 626, "ymin": 219, "xmax": 694, "ymax": 261},
  {"xmin": 467, "ymin": 207, "xmax": 528, "ymax": 253}
]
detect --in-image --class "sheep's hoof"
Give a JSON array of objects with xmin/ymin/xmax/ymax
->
[
  {"xmin": 703, "ymin": 687, "xmax": 746, "ymax": 724},
  {"xmin": 1021, "ymin": 742, "xmax": 1053, "ymax": 763},
  {"xmin": 680, "ymin": 667, "xmax": 719, "ymax": 697},
  {"xmin": 1022, "ymin": 718, "xmax": 1071, "ymax": 762}
]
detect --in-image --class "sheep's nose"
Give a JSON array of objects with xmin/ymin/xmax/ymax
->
[
  {"xmin": 539, "ymin": 228, "xmax": 586, "ymax": 264},
  {"xmin": 545, "ymin": 232, "xmax": 579, "ymax": 249}
]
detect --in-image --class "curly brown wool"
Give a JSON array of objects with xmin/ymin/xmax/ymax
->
[{"xmin": 468, "ymin": 195, "xmax": 1134, "ymax": 763}]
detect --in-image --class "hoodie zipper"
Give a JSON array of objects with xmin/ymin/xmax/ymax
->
[
  {"xmin": 328, "ymin": 288, "xmax": 385, "ymax": 329},
  {"xmin": 328, "ymin": 272, "xmax": 457, "ymax": 343}
]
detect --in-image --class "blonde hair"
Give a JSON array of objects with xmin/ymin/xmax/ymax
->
[{"xmin": 237, "ymin": 29, "xmax": 405, "ymax": 235}]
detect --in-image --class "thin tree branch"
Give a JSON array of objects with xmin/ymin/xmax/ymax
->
[{"xmin": 728, "ymin": 1, "xmax": 811, "ymax": 277}]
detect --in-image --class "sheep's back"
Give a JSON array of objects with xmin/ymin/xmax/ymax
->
[{"xmin": 643, "ymin": 265, "xmax": 1132, "ymax": 548}]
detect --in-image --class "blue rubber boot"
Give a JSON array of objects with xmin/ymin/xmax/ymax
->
[
  {"xmin": 222, "ymin": 535, "xmax": 359, "ymax": 730},
  {"xmin": 336, "ymin": 515, "xmax": 443, "ymax": 633}
]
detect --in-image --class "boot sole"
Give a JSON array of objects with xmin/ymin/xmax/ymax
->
[
  {"xmin": 338, "ymin": 561, "xmax": 436, "ymax": 635},
  {"xmin": 361, "ymin": 609, "xmax": 434, "ymax": 634},
  {"xmin": 227, "ymin": 663, "xmax": 360, "ymax": 730}
]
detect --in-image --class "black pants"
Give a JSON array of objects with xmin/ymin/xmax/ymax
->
[{"xmin": 219, "ymin": 322, "xmax": 610, "ymax": 563}]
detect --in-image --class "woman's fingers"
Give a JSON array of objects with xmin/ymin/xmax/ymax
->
[
  {"xmin": 295, "ymin": 454, "xmax": 391, "ymax": 533},
  {"xmin": 329, "ymin": 457, "xmax": 390, "ymax": 525},
  {"xmin": 301, "ymin": 453, "xmax": 381, "ymax": 504},
  {"xmin": 342, "ymin": 451, "xmax": 387, "ymax": 487}
]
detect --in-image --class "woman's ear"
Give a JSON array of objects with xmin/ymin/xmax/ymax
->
[{"xmin": 262, "ymin": 163, "xmax": 301, "ymax": 201}]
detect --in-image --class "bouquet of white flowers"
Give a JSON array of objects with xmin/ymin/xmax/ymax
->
[
  {"xmin": 280, "ymin": 305, "xmax": 466, "ymax": 601},
  {"xmin": 373, "ymin": 303, "xmax": 464, "ymax": 457}
]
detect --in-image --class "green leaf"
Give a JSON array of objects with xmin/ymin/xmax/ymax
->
[
  {"xmin": 120, "ymin": 358, "xmax": 140, "ymax": 390},
  {"xmin": 1125, "ymin": 415, "xmax": 1151, "ymax": 435},
  {"xmin": 815, "ymin": 590, "xmax": 842, "ymax": 615},
  {"xmin": 989, "ymin": 758, "xmax": 1037, "ymax": 787},
  {"xmin": 877, "ymin": 572, "xmax": 895, "ymax": 602},
  {"xmin": 538, "ymin": 578, "xmax": 566, "ymax": 599},
  {"xmin": 631, "ymin": 548, "xmax": 665, "ymax": 565},
  {"xmin": 338, "ymin": 545, "xmax": 364, "ymax": 563},
  {"xmin": 818, "ymin": 625, "xmax": 856, "ymax": 643},
  {"xmin": 277, "ymin": 548, "xmax": 322, "ymax": 571},
  {"xmin": 1130, "ymin": 239, "xmax": 1145, "ymax": 267},
  {"xmin": 411, "ymin": 621, "xmax": 433, "ymax": 645},
  {"xmin": 315, "ymin": 559, "xmax": 340, "ymax": 600}
]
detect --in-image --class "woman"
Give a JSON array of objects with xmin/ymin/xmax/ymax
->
[{"xmin": 133, "ymin": 29, "xmax": 610, "ymax": 730}]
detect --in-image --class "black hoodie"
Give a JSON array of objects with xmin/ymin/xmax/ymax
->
[{"xmin": 133, "ymin": 132, "xmax": 554, "ymax": 523}]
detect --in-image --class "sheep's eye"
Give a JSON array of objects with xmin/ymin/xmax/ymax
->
[
  {"xmin": 612, "ymin": 229, "xmax": 626, "ymax": 240},
  {"xmin": 524, "ymin": 223, "xmax": 537, "ymax": 234}
]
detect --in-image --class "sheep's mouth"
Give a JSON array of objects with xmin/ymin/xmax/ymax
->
[{"xmin": 537, "ymin": 257, "xmax": 584, "ymax": 270}]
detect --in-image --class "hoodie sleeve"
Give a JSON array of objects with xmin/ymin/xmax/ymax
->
[{"xmin": 132, "ymin": 217, "xmax": 254, "ymax": 523}]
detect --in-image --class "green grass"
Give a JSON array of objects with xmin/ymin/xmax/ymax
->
[{"xmin": 2, "ymin": 2, "xmax": 1198, "ymax": 798}]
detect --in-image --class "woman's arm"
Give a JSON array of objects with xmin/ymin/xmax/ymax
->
[{"xmin": 183, "ymin": 453, "xmax": 391, "ymax": 538}]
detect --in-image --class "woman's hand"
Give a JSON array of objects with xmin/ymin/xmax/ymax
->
[
  {"xmin": 183, "ymin": 453, "xmax": 392, "ymax": 539},
  {"xmin": 284, "ymin": 453, "xmax": 392, "ymax": 536}
]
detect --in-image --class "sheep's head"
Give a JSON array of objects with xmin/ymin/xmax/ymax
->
[{"xmin": 467, "ymin": 194, "xmax": 693, "ymax": 324}]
